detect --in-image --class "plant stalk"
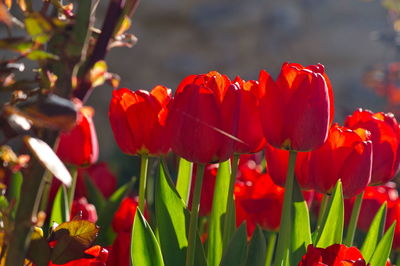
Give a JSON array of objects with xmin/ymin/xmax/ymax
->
[
  {"xmin": 138, "ymin": 154, "xmax": 149, "ymax": 212},
  {"xmin": 185, "ymin": 163, "xmax": 205, "ymax": 266},
  {"xmin": 274, "ymin": 150, "xmax": 297, "ymax": 266},
  {"xmin": 344, "ymin": 191, "xmax": 364, "ymax": 246}
]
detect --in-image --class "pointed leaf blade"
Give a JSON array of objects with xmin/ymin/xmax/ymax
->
[
  {"xmin": 220, "ymin": 223, "xmax": 248, "ymax": 266},
  {"xmin": 369, "ymin": 221, "xmax": 396, "ymax": 266},
  {"xmin": 245, "ymin": 226, "xmax": 267, "ymax": 266}
]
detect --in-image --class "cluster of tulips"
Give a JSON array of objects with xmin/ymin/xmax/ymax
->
[
  {"xmin": 51, "ymin": 62, "xmax": 400, "ymax": 265},
  {"xmin": 103, "ymin": 62, "xmax": 400, "ymax": 265}
]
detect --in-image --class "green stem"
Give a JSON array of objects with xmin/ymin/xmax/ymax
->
[
  {"xmin": 222, "ymin": 154, "xmax": 240, "ymax": 249},
  {"xmin": 176, "ymin": 157, "xmax": 193, "ymax": 205},
  {"xmin": 265, "ymin": 231, "xmax": 277, "ymax": 266},
  {"xmin": 138, "ymin": 154, "xmax": 149, "ymax": 212},
  {"xmin": 38, "ymin": 170, "xmax": 53, "ymax": 212},
  {"xmin": 274, "ymin": 150, "xmax": 297, "ymax": 266},
  {"xmin": 344, "ymin": 191, "xmax": 364, "ymax": 246},
  {"xmin": 185, "ymin": 163, "xmax": 205, "ymax": 266},
  {"xmin": 67, "ymin": 166, "xmax": 78, "ymax": 211}
]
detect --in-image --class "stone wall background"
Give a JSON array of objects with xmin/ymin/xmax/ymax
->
[{"xmin": 87, "ymin": 0, "xmax": 393, "ymax": 161}]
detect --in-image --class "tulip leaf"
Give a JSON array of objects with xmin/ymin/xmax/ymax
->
[
  {"xmin": 361, "ymin": 202, "xmax": 387, "ymax": 262},
  {"xmin": 245, "ymin": 226, "xmax": 267, "ymax": 266},
  {"xmin": 50, "ymin": 185, "xmax": 69, "ymax": 225},
  {"xmin": 291, "ymin": 178, "xmax": 312, "ymax": 264},
  {"xmin": 26, "ymin": 50, "xmax": 59, "ymax": 61},
  {"xmin": 207, "ymin": 160, "xmax": 230, "ymax": 266},
  {"xmin": 155, "ymin": 164, "xmax": 188, "ymax": 266},
  {"xmin": 368, "ymin": 221, "xmax": 396, "ymax": 266},
  {"xmin": 176, "ymin": 157, "xmax": 193, "ymax": 205},
  {"xmin": 131, "ymin": 209, "xmax": 165, "ymax": 266},
  {"xmin": 220, "ymin": 223, "xmax": 248, "ymax": 266},
  {"xmin": 84, "ymin": 174, "xmax": 106, "ymax": 211},
  {"xmin": 315, "ymin": 180, "xmax": 344, "ymax": 248}
]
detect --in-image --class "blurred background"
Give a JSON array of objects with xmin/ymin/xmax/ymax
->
[{"xmin": 88, "ymin": 0, "xmax": 400, "ymax": 165}]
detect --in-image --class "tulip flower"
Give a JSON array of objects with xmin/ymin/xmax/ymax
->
[
  {"xmin": 345, "ymin": 109, "xmax": 400, "ymax": 185},
  {"xmin": 386, "ymin": 198, "xmax": 400, "ymax": 250},
  {"xmin": 70, "ymin": 197, "xmax": 98, "ymax": 223},
  {"xmin": 109, "ymin": 85, "xmax": 171, "ymax": 211},
  {"xmin": 301, "ymin": 124, "xmax": 372, "ymax": 198},
  {"xmin": 56, "ymin": 100, "xmax": 98, "ymax": 166},
  {"xmin": 235, "ymin": 171, "xmax": 285, "ymax": 234},
  {"xmin": 299, "ymin": 244, "xmax": 366, "ymax": 266},
  {"xmin": 259, "ymin": 62, "xmax": 334, "ymax": 151},
  {"xmin": 76, "ymin": 162, "xmax": 117, "ymax": 198},
  {"xmin": 109, "ymin": 86, "xmax": 171, "ymax": 156}
]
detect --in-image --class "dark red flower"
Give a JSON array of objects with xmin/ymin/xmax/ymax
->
[
  {"xmin": 299, "ymin": 244, "xmax": 366, "ymax": 266},
  {"xmin": 70, "ymin": 197, "xmax": 98, "ymax": 223},
  {"xmin": 345, "ymin": 109, "xmax": 400, "ymax": 185},
  {"xmin": 56, "ymin": 100, "xmax": 98, "ymax": 166},
  {"xmin": 167, "ymin": 71, "xmax": 265, "ymax": 164},
  {"xmin": 109, "ymin": 86, "xmax": 171, "ymax": 156},
  {"xmin": 48, "ymin": 245, "xmax": 108, "ymax": 266},
  {"xmin": 76, "ymin": 162, "xmax": 117, "ymax": 198},
  {"xmin": 107, "ymin": 197, "xmax": 139, "ymax": 266},
  {"xmin": 301, "ymin": 124, "xmax": 372, "ymax": 198},
  {"xmin": 259, "ymin": 63, "xmax": 334, "ymax": 151},
  {"xmin": 386, "ymin": 197, "xmax": 400, "ymax": 250},
  {"xmin": 235, "ymin": 169, "xmax": 285, "ymax": 234}
]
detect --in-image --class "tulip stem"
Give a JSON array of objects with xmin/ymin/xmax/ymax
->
[
  {"xmin": 138, "ymin": 154, "xmax": 149, "ymax": 212},
  {"xmin": 67, "ymin": 166, "xmax": 78, "ymax": 212},
  {"xmin": 176, "ymin": 157, "xmax": 194, "ymax": 205},
  {"xmin": 344, "ymin": 191, "xmax": 364, "ymax": 246},
  {"xmin": 265, "ymin": 231, "xmax": 276, "ymax": 266},
  {"xmin": 274, "ymin": 150, "xmax": 297, "ymax": 266},
  {"xmin": 186, "ymin": 163, "xmax": 205, "ymax": 266},
  {"xmin": 316, "ymin": 194, "xmax": 329, "ymax": 233},
  {"xmin": 222, "ymin": 154, "xmax": 240, "ymax": 250}
]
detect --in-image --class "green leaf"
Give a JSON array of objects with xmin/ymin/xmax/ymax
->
[
  {"xmin": 51, "ymin": 220, "xmax": 99, "ymax": 264},
  {"xmin": 27, "ymin": 234, "xmax": 51, "ymax": 266},
  {"xmin": 291, "ymin": 178, "xmax": 312, "ymax": 264},
  {"xmin": 315, "ymin": 180, "xmax": 344, "ymax": 248},
  {"xmin": 155, "ymin": 164, "xmax": 188, "ymax": 266},
  {"xmin": 25, "ymin": 13, "xmax": 52, "ymax": 44},
  {"xmin": 245, "ymin": 226, "xmax": 266, "ymax": 266},
  {"xmin": 131, "ymin": 209, "xmax": 165, "ymax": 266},
  {"xmin": 26, "ymin": 50, "xmax": 59, "ymax": 61},
  {"xmin": 176, "ymin": 157, "xmax": 193, "ymax": 204},
  {"xmin": 361, "ymin": 202, "xmax": 387, "ymax": 262},
  {"xmin": 84, "ymin": 174, "xmax": 106, "ymax": 211},
  {"xmin": 220, "ymin": 223, "xmax": 248, "ymax": 266},
  {"xmin": 207, "ymin": 160, "xmax": 230, "ymax": 266},
  {"xmin": 96, "ymin": 181, "xmax": 132, "ymax": 245},
  {"xmin": 50, "ymin": 185, "xmax": 69, "ymax": 225},
  {"xmin": 369, "ymin": 221, "xmax": 396, "ymax": 266}
]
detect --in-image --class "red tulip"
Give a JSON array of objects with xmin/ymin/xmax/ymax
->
[
  {"xmin": 387, "ymin": 199, "xmax": 400, "ymax": 250},
  {"xmin": 109, "ymin": 86, "xmax": 171, "ymax": 156},
  {"xmin": 301, "ymin": 124, "xmax": 372, "ymax": 198},
  {"xmin": 299, "ymin": 244, "xmax": 366, "ymax": 266},
  {"xmin": 259, "ymin": 62, "xmax": 334, "ymax": 151},
  {"xmin": 76, "ymin": 162, "xmax": 117, "ymax": 198},
  {"xmin": 56, "ymin": 100, "xmax": 98, "ymax": 166},
  {"xmin": 70, "ymin": 197, "xmax": 98, "ymax": 223},
  {"xmin": 235, "ymin": 171, "xmax": 284, "ymax": 234},
  {"xmin": 345, "ymin": 109, "xmax": 400, "ymax": 185},
  {"xmin": 48, "ymin": 245, "xmax": 108, "ymax": 266},
  {"xmin": 167, "ymin": 72, "xmax": 265, "ymax": 164}
]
